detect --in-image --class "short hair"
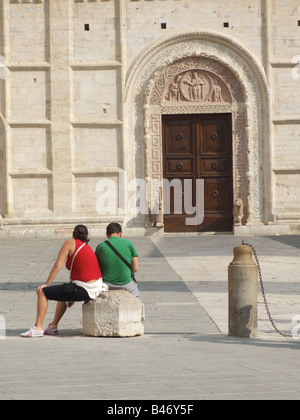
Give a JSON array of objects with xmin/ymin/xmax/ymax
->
[
  {"xmin": 73, "ymin": 224, "xmax": 90, "ymax": 243},
  {"xmin": 106, "ymin": 222, "xmax": 122, "ymax": 235}
]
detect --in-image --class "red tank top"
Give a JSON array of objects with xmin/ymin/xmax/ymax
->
[{"xmin": 66, "ymin": 239, "xmax": 102, "ymax": 282}]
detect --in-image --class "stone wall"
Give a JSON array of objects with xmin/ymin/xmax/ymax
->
[{"xmin": 0, "ymin": 0, "xmax": 299, "ymax": 236}]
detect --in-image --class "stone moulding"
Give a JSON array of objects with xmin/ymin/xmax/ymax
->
[
  {"xmin": 9, "ymin": 0, "xmax": 44, "ymax": 4},
  {"xmin": 125, "ymin": 30, "xmax": 271, "ymax": 227}
]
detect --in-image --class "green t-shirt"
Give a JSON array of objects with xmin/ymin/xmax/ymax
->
[{"xmin": 95, "ymin": 237, "xmax": 138, "ymax": 285}]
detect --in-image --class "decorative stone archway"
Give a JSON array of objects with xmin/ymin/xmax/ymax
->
[{"xmin": 125, "ymin": 31, "xmax": 270, "ymax": 230}]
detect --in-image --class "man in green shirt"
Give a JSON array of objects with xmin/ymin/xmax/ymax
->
[{"xmin": 95, "ymin": 223, "xmax": 140, "ymax": 298}]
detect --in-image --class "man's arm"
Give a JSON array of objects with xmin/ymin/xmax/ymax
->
[{"xmin": 131, "ymin": 256, "xmax": 139, "ymax": 273}]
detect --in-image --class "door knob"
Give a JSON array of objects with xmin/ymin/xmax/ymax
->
[
  {"xmin": 176, "ymin": 133, "xmax": 184, "ymax": 141},
  {"xmin": 212, "ymin": 190, "xmax": 219, "ymax": 198}
]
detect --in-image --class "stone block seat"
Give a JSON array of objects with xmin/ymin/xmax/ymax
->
[{"xmin": 82, "ymin": 290, "xmax": 145, "ymax": 337}]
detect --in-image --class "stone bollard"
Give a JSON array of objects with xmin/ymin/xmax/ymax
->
[
  {"xmin": 82, "ymin": 290, "xmax": 145, "ymax": 337},
  {"xmin": 228, "ymin": 244, "xmax": 258, "ymax": 338}
]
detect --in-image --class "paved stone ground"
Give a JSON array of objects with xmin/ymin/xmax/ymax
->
[
  {"xmin": 0, "ymin": 235, "xmax": 300, "ymax": 401},
  {"xmin": 152, "ymin": 235, "xmax": 300, "ymax": 338}
]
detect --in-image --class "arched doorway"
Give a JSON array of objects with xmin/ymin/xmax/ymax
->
[{"xmin": 125, "ymin": 31, "xmax": 270, "ymax": 233}]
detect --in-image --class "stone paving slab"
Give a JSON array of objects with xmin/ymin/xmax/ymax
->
[{"xmin": 0, "ymin": 235, "xmax": 300, "ymax": 401}]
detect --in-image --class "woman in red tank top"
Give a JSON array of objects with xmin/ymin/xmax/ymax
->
[
  {"xmin": 21, "ymin": 225, "xmax": 105, "ymax": 338},
  {"xmin": 66, "ymin": 238, "xmax": 101, "ymax": 282}
]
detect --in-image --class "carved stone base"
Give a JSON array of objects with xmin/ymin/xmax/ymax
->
[{"xmin": 82, "ymin": 290, "xmax": 145, "ymax": 337}]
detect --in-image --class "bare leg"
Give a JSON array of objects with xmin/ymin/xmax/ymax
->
[
  {"xmin": 35, "ymin": 290, "xmax": 48, "ymax": 329},
  {"xmin": 50, "ymin": 301, "xmax": 68, "ymax": 327}
]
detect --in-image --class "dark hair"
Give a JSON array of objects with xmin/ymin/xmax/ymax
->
[
  {"xmin": 73, "ymin": 225, "xmax": 90, "ymax": 243},
  {"xmin": 106, "ymin": 222, "xmax": 122, "ymax": 236}
]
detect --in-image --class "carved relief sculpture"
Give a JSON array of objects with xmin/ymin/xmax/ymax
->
[
  {"xmin": 163, "ymin": 69, "xmax": 230, "ymax": 104},
  {"xmin": 233, "ymin": 198, "xmax": 244, "ymax": 226}
]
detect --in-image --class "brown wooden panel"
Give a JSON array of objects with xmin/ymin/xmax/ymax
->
[
  {"xmin": 162, "ymin": 113, "xmax": 233, "ymax": 233},
  {"xmin": 164, "ymin": 119, "xmax": 194, "ymax": 155},
  {"xmin": 204, "ymin": 178, "xmax": 232, "ymax": 212},
  {"xmin": 166, "ymin": 159, "xmax": 194, "ymax": 175},
  {"xmin": 164, "ymin": 213, "xmax": 233, "ymax": 233},
  {"xmin": 201, "ymin": 158, "xmax": 228, "ymax": 175},
  {"xmin": 200, "ymin": 117, "xmax": 229, "ymax": 155}
]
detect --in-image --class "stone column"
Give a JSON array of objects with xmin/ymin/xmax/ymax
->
[
  {"xmin": 244, "ymin": 102, "xmax": 254, "ymax": 225},
  {"xmin": 228, "ymin": 244, "xmax": 258, "ymax": 338},
  {"xmin": 48, "ymin": 0, "xmax": 73, "ymax": 216}
]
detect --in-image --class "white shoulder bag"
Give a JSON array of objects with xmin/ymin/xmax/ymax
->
[
  {"xmin": 70, "ymin": 242, "xmax": 86, "ymax": 278},
  {"xmin": 67, "ymin": 242, "xmax": 86, "ymax": 308}
]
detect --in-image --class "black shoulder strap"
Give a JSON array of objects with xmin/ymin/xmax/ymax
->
[{"xmin": 105, "ymin": 240, "xmax": 131, "ymax": 271}]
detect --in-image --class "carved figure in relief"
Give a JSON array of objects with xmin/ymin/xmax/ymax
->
[
  {"xmin": 233, "ymin": 198, "xmax": 244, "ymax": 226},
  {"xmin": 183, "ymin": 71, "xmax": 205, "ymax": 101},
  {"xmin": 213, "ymin": 81, "xmax": 222, "ymax": 102},
  {"xmin": 164, "ymin": 69, "xmax": 226, "ymax": 103},
  {"xmin": 168, "ymin": 79, "xmax": 180, "ymax": 101},
  {"xmin": 155, "ymin": 187, "xmax": 164, "ymax": 227}
]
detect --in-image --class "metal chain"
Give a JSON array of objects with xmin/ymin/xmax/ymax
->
[{"xmin": 242, "ymin": 240, "xmax": 292, "ymax": 338}]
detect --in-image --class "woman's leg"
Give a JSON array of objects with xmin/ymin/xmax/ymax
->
[
  {"xmin": 35, "ymin": 289, "xmax": 48, "ymax": 329},
  {"xmin": 38, "ymin": 283, "xmax": 90, "ymax": 330},
  {"xmin": 34, "ymin": 285, "xmax": 66, "ymax": 329},
  {"xmin": 50, "ymin": 301, "xmax": 67, "ymax": 327}
]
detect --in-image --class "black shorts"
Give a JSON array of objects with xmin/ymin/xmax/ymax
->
[{"xmin": 42, "ymin": 283, "xmax": 91, "ymax": 302}]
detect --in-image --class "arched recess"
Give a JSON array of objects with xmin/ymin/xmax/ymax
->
[{"xmin": 125, "ymin": 31, "xmax": 270, "ymax": 230}]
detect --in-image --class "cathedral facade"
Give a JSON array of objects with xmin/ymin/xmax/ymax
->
[{"xmin": 0, "ymin": 0, "xmax": 299, "ymax": 236}]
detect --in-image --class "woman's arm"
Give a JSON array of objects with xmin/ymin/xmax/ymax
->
[{"xmin": 36, "ymin": 239, "xmax": 75, "ymax": 294}]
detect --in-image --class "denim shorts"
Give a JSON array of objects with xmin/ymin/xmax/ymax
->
[{"xmin": 42, "ymin": 283, "xmax": 91, "ymax": 302}]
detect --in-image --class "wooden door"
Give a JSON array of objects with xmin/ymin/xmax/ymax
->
[{"xmin": 162, "ymin": 114, "xmax": 233, "ymax": 232}]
